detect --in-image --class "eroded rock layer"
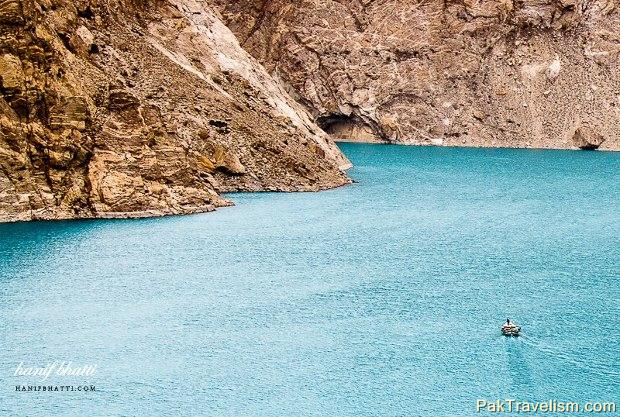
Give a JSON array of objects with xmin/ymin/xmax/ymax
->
[
  {"xmin": 0, "ymin": 0, "xmax": 350, "ymax": 222},
  {"xmin": 215, "ymin": 0, "xmax": 620, "ymax": 150}
]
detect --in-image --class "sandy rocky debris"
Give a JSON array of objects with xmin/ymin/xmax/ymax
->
[
  {"xmin": 215, "ymin": 0, "xmax": 620, "ymax": 150},
  {"xmin": 0, "ymin": 0, "xmax": 351, "ymax": 222}
]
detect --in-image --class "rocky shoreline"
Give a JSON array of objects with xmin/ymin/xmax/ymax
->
[
  {"xmin": 1, "ymin": 0, "xmax": 618, "ymax": 223},
  {"xmin": 334, "ymin": 138, "xmax": 619, "ymax": 151},
  {"xmin": 0, "ymin": 0, "xmax": 350, "ymax": 223},
  {"xmin": 216, "ymin": 0, "xmax": 620, "ymax": 151}
]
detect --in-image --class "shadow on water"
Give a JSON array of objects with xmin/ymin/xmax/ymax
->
[
  {"xmin": 0, "ymin": 219, "xmax": 94, "ymax": 252},
  {"xmin": 0, "ymin": 221, "xmax": 93, "ymax": 286},
  {"xmin": 0, "ymin": 217, "xmax": 165, "ymax": 281}
]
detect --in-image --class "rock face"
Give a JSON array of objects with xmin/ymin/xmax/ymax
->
[
  {"xmin": 215, "ymin": 0, "xmax": 620, "ymax": 150},
  {"xmin": 0, "ymin": 0, "xmax": 350, "ymax": 222},
  {"xmin": 572, "ymin": 127, "xmax": 606, "ymax": 149}
]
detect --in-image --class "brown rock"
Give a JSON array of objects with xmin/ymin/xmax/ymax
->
[
  {"xmin": 0, "ymin": 0, "xmax": 24, "ymax": 25},
  {"xmin": 0, "ymin": 54, "xmax": 24, "ymax": 90},
  {"xmin": 49, "ymin": 97, "xmax": 89, "ymax": 131},
  {"xmin": 215, "ymin": 0, "xmax": 620, "ymax": 150},
  {"xmin": 572, "ymin": 128, "xmax": 605, "ymax": 150},
  {"xmin": 0, "ymin": 0, "xmax": 351, "ymax": 223},
  {"xmin": 107, "ymin": 89, "xmax": 139, "ymax": 110},
  {"xmin": 203, "ymin": 142, "xmax": 246, "ymax": 176}
]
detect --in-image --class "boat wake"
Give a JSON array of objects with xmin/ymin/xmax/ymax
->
[{"xmin": 520, "ymin": 335, "xmax": 619, "ymax": 378}]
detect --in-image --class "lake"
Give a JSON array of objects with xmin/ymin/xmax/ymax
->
[{"xmin": 1, "ymin": 143, "xmax": 618, "ymax": 416}]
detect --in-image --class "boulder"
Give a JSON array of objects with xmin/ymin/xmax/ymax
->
[{"xmin": 572, "ymin": 128, "xmax": 605, "ymax": 150}]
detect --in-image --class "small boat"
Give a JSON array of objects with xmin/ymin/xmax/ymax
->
[{"xmin": 501, "ymin": 322, "xmax": 521, "ymax": 337}]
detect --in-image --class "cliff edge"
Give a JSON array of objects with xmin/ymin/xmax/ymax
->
[
  {"xmin": 215, "ymin": 0, "xmax": 620, "ymax": 150},
  {"xmin": 0, "ymin": 0, "xmax": 350, "ymax": 222}
]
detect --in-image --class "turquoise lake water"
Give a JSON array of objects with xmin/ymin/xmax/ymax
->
[{"xmin": 0, "ymin": 143, "xmax": 618, "ymax": 416}]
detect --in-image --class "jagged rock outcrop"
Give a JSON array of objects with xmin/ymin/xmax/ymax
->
[
  {"xmin": 0, "ymin": 0, "xmax": 351, "ymax": 222},
  {"xmin": 572, "ymin": 126, "xmax": 606, "ymax": 149},
  {"xmin": 215, "ymin": 0, "xmax": 620, "ymax": 150}
]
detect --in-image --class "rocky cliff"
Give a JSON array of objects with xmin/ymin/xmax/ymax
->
[
  {"xmin": 215, "ymin": 0, "xmax": 620, "ymax": 150},
  {"xmin": 0, "ymin": 0, "xmax": 350, "ymax": 222}
]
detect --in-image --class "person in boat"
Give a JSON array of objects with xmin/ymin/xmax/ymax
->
[{"xmin": 505, "ymin": 318, "xmax": 511, "ymax": 326}]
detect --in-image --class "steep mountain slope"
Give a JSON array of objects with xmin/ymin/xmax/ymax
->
[
  {"xmin": 215, "ymin": 0, "xmax": 620, "ymax": 150},
  {"xmin": 0, "ymin": 0, "xmax": 350, "ymax": 222}
]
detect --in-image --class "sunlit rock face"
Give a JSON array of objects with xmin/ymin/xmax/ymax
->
[
  {"xmin": 0, "ymin": 0, "xmax": 350, "ymax": 222},
  {"xmin": 215, "ymin": 0, "xmax": 620, "ymax": 150}
]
